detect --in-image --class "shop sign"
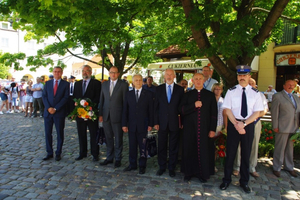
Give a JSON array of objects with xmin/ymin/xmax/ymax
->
[{"xmin": 275, "ymin": 53, "xmax": 300, "ymax": 66}]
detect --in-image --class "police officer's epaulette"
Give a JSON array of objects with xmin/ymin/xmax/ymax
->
[
  {"xmin": 229, "ymin": 86, "xmax": 236, "ymax": 91},
  {"xmin": 251, "ymin": 87, "xmax": 259, "ymax": 93}
]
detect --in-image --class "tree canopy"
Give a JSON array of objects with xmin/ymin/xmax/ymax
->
[
  {"xmin": 0, "ymin": 0, "xmax": 299, "ymax": 86},
  {"xmin": 0, "ymin": 0, "xmax": 178, "ymax": 76}
]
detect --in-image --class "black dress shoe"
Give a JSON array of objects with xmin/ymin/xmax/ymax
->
[
  {"xmin": 75, "ymin": 155, "xmax": 87, "ymax": 161},
  {"xmin": 100, "ymin": 159, "xmax": 113, "ymax": 165},
  {"xmin": 139, "ymin": 167, "xmax": 146, "ymax": 174},
  {"xmin": 220, "ymin": 182, "xmax": 230, "ymax": 190},
  {"xmin": 43, "ymin": 155, "xmax": 53, "ymax": 161},
  {"xmin": 198, "ymin": 177, "xmax": 207, "ymax": 183},
  {"xmin": 92, "ymin": 156, "xmax": 99, "ymax": 161},
  {"xmin": 123, "ymin": 166, "xmax": 137, "ymax": 172},
  {"xmin": 156, "ymin": 169, "xmax": 166, "ymax": 176},
  {"xmin": 114, "ymin": 160, "xmax": 121, "ymax": 168},
  {"xmin": 55, "ymin": 155, "xmax": 61, "ymax": 161},
  {"xmin": 184, "ymin": 176, "xmax": 191, "ymax": 182},
  {"xmin": 169, "ymin": 170, "xmax": 176, "ymax": 177},
  {"xmin": 240, "ymin": 184, "xmax": 251, "ymax": 193}
]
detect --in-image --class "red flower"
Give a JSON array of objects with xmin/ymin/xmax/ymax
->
[
  {"xmin": 268, "ymin": 130, "xmax": 272, "ymax": 134},
  {"xmin": 219, "ymin": 145, "xmax": 225, "ymax": 150},
  {"xmin": 270, "ymin": 136, "xmax": 273, "ymax": 140},
  {"xmin": 218, "ymin": 150, "xmax": 225, "ymax": 157},
  {"xmin": 266, "ymin": 137, "xmax": 270, "ymax": 141},
  {"xmin": 264, "ymin": 129, "xmax": 268, "ymax": 132}
]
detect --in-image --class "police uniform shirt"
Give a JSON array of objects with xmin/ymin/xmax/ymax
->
[{"xmin": 222, "ymin": 84, "xmax": 264, "ymax": 119}]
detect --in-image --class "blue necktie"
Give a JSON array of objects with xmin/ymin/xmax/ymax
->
[
  {"xmin": 241, "ymin": 87, "xmax": 247, "ymax": 118},
  {"xmin": 288, "ymin": 93, "xmax": 297, "ymax": 109},
  {"xmin": 167, "ymin": 85, "xmax": 172, "ymax": 103}
]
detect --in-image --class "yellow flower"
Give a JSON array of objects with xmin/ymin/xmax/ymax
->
[{"xmin": 77, "ymin": 107, "xmax": 87, "ymax": 117}]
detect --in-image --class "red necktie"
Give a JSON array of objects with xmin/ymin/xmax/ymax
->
[{"xmin": 53, "ymin": 80, "xmax": 58, "ymax": 96}]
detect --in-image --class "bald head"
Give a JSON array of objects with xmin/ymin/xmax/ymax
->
[{"xmin": 249, "ymin": 78, "xmax": 256, "ymax": 88}]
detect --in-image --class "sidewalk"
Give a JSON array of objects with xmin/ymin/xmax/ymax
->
[{"xmin": 0, "ymin": 113, "xmax": 299, "ymax": 200}]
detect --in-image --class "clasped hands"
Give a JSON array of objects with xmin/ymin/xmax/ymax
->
[
  {"xmin": 47, "ymin": 107, "xmax": 56, "ymax": 115},
  {"xmin": 234, "ymin": 120, "xmax": 246, "ymax": 134},
  {"xmin": 195, "ymin": 101, "xmax": 202, "ymax": 108}
]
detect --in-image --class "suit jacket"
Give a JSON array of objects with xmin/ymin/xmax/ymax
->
[
  {"xmin": 42, "ymin": 79, "xmax": 70, "ymax": 118},
  {"xmin": 99, "ymin": 79, "xmax": 128, "ymax": 123},
  {"xmin": 271, "ymin": 90, "xmax": 300, "ymax": 133},
  {"xmin": 154, "ymin": 83, "xmax": 184, "ymax": 131},
  {"xmin": 72, "ymin": 78, "xmax": 101, "ymax": 114},
  {"xmin": 122, "ymin": 89, "xmax": 154, "ymax": 133}
]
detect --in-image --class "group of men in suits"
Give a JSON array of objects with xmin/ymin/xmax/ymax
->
[{"xmin": 41, "ymin": 64, "xmax": 299, "ymax": 192}]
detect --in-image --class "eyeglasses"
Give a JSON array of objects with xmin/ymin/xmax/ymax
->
[{"xmin": 109, "ymin": 72, "xmax": 118, "ymax": 74}]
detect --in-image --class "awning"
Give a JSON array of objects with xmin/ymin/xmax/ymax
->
[
  {"xmin": 147, "ymin": 59, "xmax": 210, "ymax": 71},
  {"xmin": 148, "ymin": 57, "xmax": 258, "ymax": 72}
]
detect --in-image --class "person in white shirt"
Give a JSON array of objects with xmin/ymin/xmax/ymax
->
[
  {"xmin": 220, "ymin": 65, "xmax": 264, "ymax": 193},
  {"xmin": 31, "ymin": 77, "xmax": 44, "ymax": 118},
  {"xmin": 9, "ymin": 82, "xmax": 20, "ymax": 113}
]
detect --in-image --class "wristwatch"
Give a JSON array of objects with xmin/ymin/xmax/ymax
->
[{"xmin": 242, "ymin": 120, "xmax": 247, "ymax": 126}]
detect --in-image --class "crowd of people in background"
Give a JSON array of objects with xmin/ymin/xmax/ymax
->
[{"xmin": 0, "ymin": 65, "xmax": 299, "ymax": 194}]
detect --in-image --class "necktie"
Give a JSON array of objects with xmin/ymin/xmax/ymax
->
[
  {"xmin": 82, "ymin": 80, "xmax": 86, "ymax": 96},
  {"xmin": 136, "ymin": 90, "xmax": 139, "ymax": 102},
  {"xmin": 70, "ymin": 83, "xmax": 73, "ymax": 94},
  {"xmin": 241, "ymin": 87, "xmax": 247, "ymax": 118},
  {"xmin": 167, "ymin": 85, "xmax": 172, "ymax": 103},
  {"xmin": 288, "ymin": 93, "xmax": 297, "ymax": 108},
  {"xmin": 53, "ymin": 80, "xmax": 58, "ymax": 96},
  {"xmin": 110, "ymin": 81, "xmax": 114, "ymax": 96}
]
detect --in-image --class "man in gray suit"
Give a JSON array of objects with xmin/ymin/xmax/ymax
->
[
  {"xmin": 99, "ymin": 66, "xmax": 128, "ymax": 167},
  {"xmin": 271, "ymin": 79, "xmax": 300, "ymax": 178}
]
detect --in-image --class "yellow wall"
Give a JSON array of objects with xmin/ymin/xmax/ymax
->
[
  {"xmin": 257, "ymin": 43, "xmax": 276, "ymax": 92},
  {"xmin": 258, "ymin": 43, "xmax": 300, "ymax": 91}
]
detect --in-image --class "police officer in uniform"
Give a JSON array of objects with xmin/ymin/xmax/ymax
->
[{"xmin": 219, "ymin": 65, "xmax": 264, "ymax": 193}]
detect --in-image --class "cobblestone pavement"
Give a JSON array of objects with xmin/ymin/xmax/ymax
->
[{"xmin": 0, "ymin": 113, "xmax": 299, "ymax": 200}]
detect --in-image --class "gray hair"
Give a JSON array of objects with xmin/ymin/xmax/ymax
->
[
  {"xmin": 133, "ymin": 74, "xmax": 143, "ymax": 81},
  {"xmin": 164, "ymin": 68, "xmax": 176, "ymax": 76},
  {"xmin": 82, "ymin": 65, "xmax": 92, "ymax": 72}
]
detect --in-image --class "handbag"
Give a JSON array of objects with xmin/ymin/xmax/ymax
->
[
  {"xmin": 96, "ymin": 123, "xmax": 106, "ymax": 145},
  {"xmin": 145, "ymin": 131, "xmax": 157, "ymax": 158}
]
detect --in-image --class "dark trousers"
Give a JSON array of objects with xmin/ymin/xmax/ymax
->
[
  {"xmin": 33, "ymin": 97, "xmax": 44, "ymax": 117},
  {"xmin": 66, "ymin": 96, "xmax": 73, "ymax": 116},
  {"xmin": 157, "ymin": 126, "xmax": 179, "ymax": 170},
  {"xmin": 103, "ymin": 119, "xmax": 123, "ymax": 161},
  {"xmin": 76, "ymin": 119, "xmax": 99, "ymax": 158},
  {"xmin": 128, "ymin": 128, "xmax": 147, "ymax": 168},
  {"xmin": 44, "ymin": 115, "xmax": 65, "ymax": 156},
  {"xmin": 223, "ymin": 121, "xmax": 254, "ymax": 185}
]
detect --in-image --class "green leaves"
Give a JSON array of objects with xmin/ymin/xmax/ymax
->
[{"xmin": 0, "ymin": 52, "xmax": 26, "ymax": 70}]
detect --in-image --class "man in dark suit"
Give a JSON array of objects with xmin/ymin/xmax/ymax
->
[
  {"xmin": 122, "ymin": 74, "xmax": 154, "ymax": 174},
  {"xmin": 271, "ymin": 79, "xmax": 300, "ymax": 178},
  {"xmin": 42, "ymin": 66, "xmax": 70, "ymax": 161},
  {"xmin": 72, "ymin": 65, "xmax": 101, "ymax": 161},
  {"xmin": 66, "ymin": 75, "xmax": 76, "ymax": 116},
  {"xmin": 154, "ymin": 68, "xmax": 184, "ymax": 177},
  {"xmin": 99, "ymin": 66, "xmax": 128, "ymax": 167}
]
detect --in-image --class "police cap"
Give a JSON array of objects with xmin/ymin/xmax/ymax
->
[{"xmin": 236, "ymin": 65, "xmax": 251, "ymax": 75}]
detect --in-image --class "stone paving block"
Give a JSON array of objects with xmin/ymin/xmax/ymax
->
[
  {"xmin": 24, "ymin": 192, "xmax": 39, "ymax": 199},
  {"xmin": 0, "ymin": 193, "xmax": 9, "ymax": 200},
  {"xmin": 1, "ymin": 114, "xmax": 300, "ymax": 199}
]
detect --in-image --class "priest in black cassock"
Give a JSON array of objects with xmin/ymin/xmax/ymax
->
[{"xmin": 179, "ymin": 73, "xmax": 218, "ymax": 182}]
